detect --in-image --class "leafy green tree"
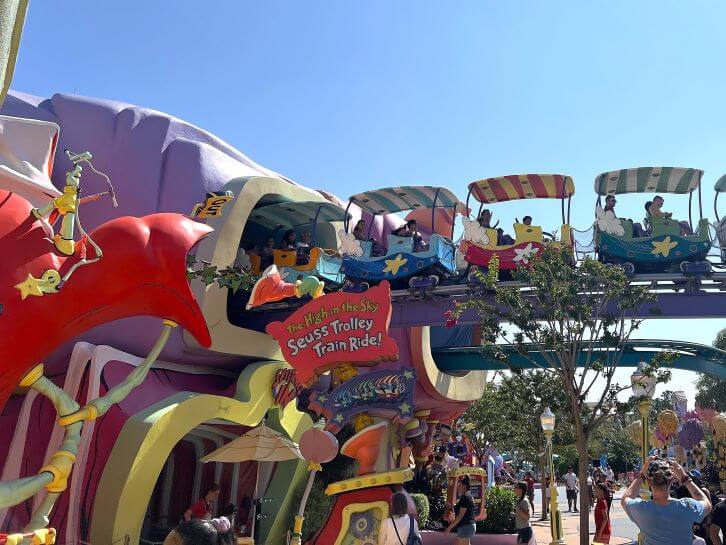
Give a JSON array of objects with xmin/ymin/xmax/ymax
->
[
  {"xmin": 694, "ymin": 329, "xmax": 726, "ymax": 411},
  {"xmin": 450, "ymin": 246, "xmax": 672, "ymax": 545},
  {"xmin": 462, "ymin": 370, "xmax": 577, "ymax": 520},
  {"xmin": 602, "ymin": 427, "xmax": 640, "ymax": 474}
]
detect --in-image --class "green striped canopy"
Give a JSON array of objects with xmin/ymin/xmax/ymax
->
[
  {"xmin": 715, "ymin": 174, "xmax": 726, "ymax": 193},
  {"xmin": 349, "ymin": 186, "xmax": 462, "ymax": 214},
  {"xmin": 594, "ymin": 167, "xmax": 703, "ymax": 196},
  {"xmin": 249, "ymin": 201, "xmax": 349, "ymax": 229}
]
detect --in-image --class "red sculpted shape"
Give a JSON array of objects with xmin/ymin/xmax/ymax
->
[
  {"xmin": 265, "ymin": 281, "xmax": 399, "ymax": 387},
  {"xmin": 0, "ymin": 189, "xmax": 212, "ymax": 410}
]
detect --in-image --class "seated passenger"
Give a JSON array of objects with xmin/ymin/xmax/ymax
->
[
  {"xmin": 647, "ymin": 196, "xmax": 693, "ymax": 236},
  {"xmin": 280, "ymin": 230, "xmax": 297, "ymax": 250},
  {"xmin": 522, "ymin": 215, "xmax": 532, "ymax": 226},
  {"xmin": 260, "ymin": 237, "xmax": 275, "ymax": 269},
  {"xmin": 605, "ymin": 195, "xmax": 646, "ymax": 237},
  {"xmin": 295, "ymin": 231, "xmax": 311, "ymax": 265},
  {"xmin": 497, "ymin": 228, "xmax": 515, "ymax": 245},
  {"xmin": 477, "ymin": 209, "xmax": 498, "ymax": 229},
  {"xmin": 353, "ymin": 219, "xmax": 384, "ymax": 256},
  {"xmin": 393, "ymin": 220, "xmax": 427, "ymax": 252}
]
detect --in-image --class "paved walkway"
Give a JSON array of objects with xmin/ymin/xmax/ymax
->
[{"xmin": 531, "ymin": 485, "xmax": 637, "ymax": 545}]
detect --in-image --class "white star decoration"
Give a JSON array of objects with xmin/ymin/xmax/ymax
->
[
  {"xmin": 338, "ymin": 229, "xmax": 364, "ymax": 257},
  {"xmin": 595, "ymin": 206, "xmax": 625, "ymax": 236},
  {"xmin": 513, "ymin": 243, "xmax": 539, "ymax": 264}
]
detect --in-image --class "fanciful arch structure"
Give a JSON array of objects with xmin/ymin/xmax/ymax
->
[
  {"xmin": 433, "ymin": 339, "xmax": 726, "ymax": 379},
  {"xmin": 91, "ymin": 360, "xmax": 312, "ymax": 545}
]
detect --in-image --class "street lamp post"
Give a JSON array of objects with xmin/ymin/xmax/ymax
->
[
  {"xmin": 540, "ymin": 407, "xmax": 565, "ymax": 545},
  {"xmin": 630, "ymin": 362, "xmax": 657, "ymax": 545}
]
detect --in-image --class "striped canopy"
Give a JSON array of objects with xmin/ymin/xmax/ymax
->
[
  {"xmin": 349, "ymin": 186, "xmax": 462, "ymax": 214},
  {"xmin": 249, "ymin": 200, "xmax": 348, "ymax": 229},
  {"xmin": 594, "ymin": 167, "xmax": 703, "ymax": 196},
  {"xmin": 715, "ymin": 174, "xmax": 726, "ymax": 193},
  {"xmin": 468, "ymin": 174, "xmax": 575, "ymax": 204}
]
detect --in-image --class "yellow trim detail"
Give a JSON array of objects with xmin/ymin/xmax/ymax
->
[
  {"xmin": 448, "ymin": 466, "xmax": 486, "ymax": 479},
  {"xmin": 40, "ymin": 450, "xmax": 76, "ymax": 492},
  {"xmin": 90, "ymin": 361, "xmax": 313, "ymax": 545},
  {"xmin": 57, "ymin": 403, "xmax": 99, "ymax": 427},
  {"xmin": 334, "ymin": 501, "xmax": 389, "ymax": 545},
  {"xmin": 307, "ymin": 461, "xmax": 322, "ymax": 472},
  {"xmin": 162, "ymin": 319, "xmax": 179, "ymax": 328},
  {"xmin": 19, "ymin": 364, "xmax": 45, "ymax": 387},
  {"xmin": 325, "ymin": 468, "xmax": 413, "ymax": 496}
]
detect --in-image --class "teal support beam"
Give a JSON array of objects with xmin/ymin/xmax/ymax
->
[{"xmin": 433, "ymin": 339, "xmax": 726, "ymax": 379}]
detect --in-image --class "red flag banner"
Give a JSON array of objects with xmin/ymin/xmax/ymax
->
[{"xmin": 265, "ymin": 281, "xmax": 399, "ymax": 386}]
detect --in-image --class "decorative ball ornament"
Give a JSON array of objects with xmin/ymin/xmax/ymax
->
[
  {"xmin": 625, "ymin": 421, "xmax": 642, "ymax": 446},
  {"xmin": 299, "ymin": 427, "xmax": 339, "ymax": 464},
  {"xmin": 678, "ymin": 419, "xmax": 705, "ymax": 450},
  {"xmin": 713, "ymin": 414, "xmax": 726, "ymax": 440},
  {"xmin": 657, "ymin": 410, "xmax": 679, "ymax": 438}
]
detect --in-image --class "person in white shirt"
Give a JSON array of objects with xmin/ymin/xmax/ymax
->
[
  {"xmin": 604, "ymin": 466, "xmax": 615, "ymax": 481},
  {"xmin": 378, "ymin": 492, "xmax": 420, "ymax": 545},
  {"xmin": 439, "ymin": 446, "xmax": 459, "ymax": 472},
  {"xmin": 564, "ymin": 467, "xmax": 578, "ymax": 512}
]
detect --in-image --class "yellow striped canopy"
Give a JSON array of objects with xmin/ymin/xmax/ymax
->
[{"xmin": 468, "ymin": 174, "xmax": 575, "ymax": 204}]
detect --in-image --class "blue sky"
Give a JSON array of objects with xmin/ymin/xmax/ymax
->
[{"xmin": 11, "ymin": 1, "xmax": 725, "ymax": 401}]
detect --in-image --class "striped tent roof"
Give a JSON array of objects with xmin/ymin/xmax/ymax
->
[
  {"xmin": 594, "ymin": 167, "xmax": 703, "ymax": 196},
  {"xmin": 715, "ymin": 174, "xmax": 726, "ymax": 193},
  {"xmin": 348, "ymin": 186, "xmax": 462, "ymax": 215},
  {"xmin": 468, "ymin": 174, "xmax": 575, "ymax": 204},
  {"xmin": 249, "ymin": 200, "xmax": 349, "ymax": 229}
]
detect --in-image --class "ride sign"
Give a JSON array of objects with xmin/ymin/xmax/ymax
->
[{"xmin": 265, "ymin": 281, "xmax": 399, "ymax": 386}]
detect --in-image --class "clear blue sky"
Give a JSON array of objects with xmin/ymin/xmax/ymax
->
[{"xmin": 11, "ymin": 1, "xmax": 725, "ymax": 400}]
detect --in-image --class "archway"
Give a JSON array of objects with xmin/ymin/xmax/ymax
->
[{"xmin": 90, "ymin": 361, "xmax": 312, "ymax": 545}]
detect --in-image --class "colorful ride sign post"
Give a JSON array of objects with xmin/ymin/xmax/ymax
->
[{"xmin": 261, "ymin": 280, "xmax": 421, "ymax": 544}]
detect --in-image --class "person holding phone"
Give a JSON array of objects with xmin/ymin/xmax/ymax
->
[{"xmin": 622, "ymin": 457, "xmax": 711, "ymax": 545}]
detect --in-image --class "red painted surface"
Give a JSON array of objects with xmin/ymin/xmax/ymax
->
[
  {"xmin": 306, "ymin": 486, "xmax": 396, "ymax": 545},
  {"xmin": 462, "ymin": 240, "xmax": 544, "ymax": 270},
  {"xmin": 265, "ymin": 281, "xmax": 399, "ymax": 386},
  {"xmin": 0, "ymin": 189, "xmax": 212, "ymax": 411}
]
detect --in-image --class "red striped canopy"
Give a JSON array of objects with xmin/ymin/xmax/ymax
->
[{"xmin": 468, "ymin": 174, "xmax": 575, "ymax": 204}]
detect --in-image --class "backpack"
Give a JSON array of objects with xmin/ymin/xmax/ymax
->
[{"xmin": 391, "ymin": 514, "xmax": 422, "ymax": 545}]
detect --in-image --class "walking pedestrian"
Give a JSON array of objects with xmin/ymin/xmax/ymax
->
[
  {"xmin": 444, "ymin": 476, "xmax": 477, "ymax": 545},
  {"xmin": 564, "ymin": 467, "xmax": 578, "ymax": 512},
  {"xmin": 524, "ymin": 471, "xmax": 536, "ymax": 514},
  {"xmin": 514, "ymin": 482, "xmax": 535, "ymax": 544},
  {"xmin": 622, "ymin": 457, "xmax": 711, "ymax": 545},
  {"xmin": 594, "ymin": 482, "xmax": 611, "ymax": 544},
  {"xmin": 378, "ymin": 491, "xmax": 421, "ymax": 545}
]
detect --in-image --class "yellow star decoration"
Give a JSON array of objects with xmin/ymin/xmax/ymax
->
[
  {"xmin": 651, "ymin": 236, "xmax": 678, "ymax": 257},
  {"xmin": 15, "ymin": 270, "xmax": 61, "ymax": 300},
  {"xmin": 15, "ymin": 274, "xmax": 45, "ymax": 300},
  {"xmin": 382, "ymin": 254, "xmax": 408, "ymax": 276}
]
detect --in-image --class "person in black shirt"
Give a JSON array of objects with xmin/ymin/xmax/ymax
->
[
  {"xmin": 710, "ymin": 498, "xmax": 726, "ymax": 545},
  {"xmin": 445, "ymin": 475, "xmax": 476, "ymax": 544}
]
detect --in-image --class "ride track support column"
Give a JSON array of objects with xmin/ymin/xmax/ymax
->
[{"xmin": 544, "ymin": 429, "xmax": 565, "ymax": 545}]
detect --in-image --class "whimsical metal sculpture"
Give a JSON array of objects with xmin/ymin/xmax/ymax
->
[{"xmin": 0, "ymin": 184, "xmax": 213, "ymax": 539}]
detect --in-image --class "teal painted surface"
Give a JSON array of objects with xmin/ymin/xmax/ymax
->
[
  {"xmin": 597, "ymin": 231, "xmax": 710, "ymax": 265},
  {"xmin": 433, "ymin": 340, "xmax": 726, "ymax": 379}
]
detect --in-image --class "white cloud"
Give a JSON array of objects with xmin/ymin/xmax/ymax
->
[
  {"xmin": 462, "ymin": 217, "xmax": 490, "ymax": 246},
  {"xmin": 595, "ymin": 206, "xmax": 625, "ymax": 236},
  {"xmin": 338, "ymin": 230, "xmax": 363, "ymax": 257}
]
